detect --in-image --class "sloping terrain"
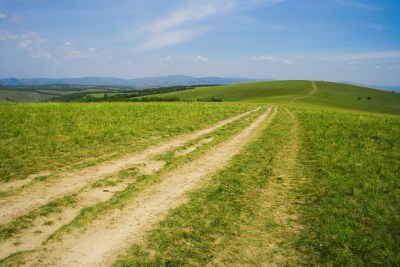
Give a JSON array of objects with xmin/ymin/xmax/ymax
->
[
  {"xmin": 157, "ymin": 80, "xmax": 400, "ymax": 114},
  {"xmin": 1, "ymin": 80, "xmax": 399, "ymax": 266}
]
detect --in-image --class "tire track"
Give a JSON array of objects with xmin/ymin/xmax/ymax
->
[
  {"xmin": 310, "ymin": 81, "xmax": 318, "ymax": 96},
  {"xmin": 24, "ymin": 107, "xmax": 276, "ymax": 267},
  {"xmin": 290, "ymin": 80, "xmax": 318, "ymax": 102},
  {"xmin": 0, "ymin": 108, "xmax": 259, "ymax": 225}
]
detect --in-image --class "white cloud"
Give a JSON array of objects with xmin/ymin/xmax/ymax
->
[
  {"xmin": 251, "ymin": 55, "xmax": 275, "ymax": 62},
  {"xmin": 17, "ymin": 31, "xmax": 50, "ymax": 59},
  {"xmin": 283, "ymin": 59, "xmax": 292, "ymax": 64},
  {"xmin": 134, "ymin": 0, "xmax": 287, "ymax": 52},
  {"xmin": 0, "ymin": 30, "xmax": 17, "ymax": 41},
  {"xmin": 0, "ymin": 10, "xmax": 6, "ymax": 19},
  {"xmin": 390, "ymin": 65, "xmax": 400, "ymax": 71},
  {"xmin": 134, "ymin": 29, "xmax": 203, "ymax": 52},
  {"xmin": 0, "ymin": 30, "xmax": 50, "ymax": 59},
  {"xmin": 318, "ymin": 51, "xmax": 400, "ymax": 61},
  {"xmin": 156, "ymin": 55, "xmax": 210, "ymax": 63},
  {"xmin": 140, "ymin": 1, "xmax": 235, "ymax": 35},
  {"xmin": 63, "ymin": 42, "xmax": 112, "ymax": 60},
  {"xmin": 334, "ymin": 0, "xmax": 375, "ymax": 10}
]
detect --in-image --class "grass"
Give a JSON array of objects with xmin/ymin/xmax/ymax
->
[
  {"xmin": 45, "ymin": 107, "xmax": 265, "ymax": 242},
  {"xmin": 296, "ymin": 81, "xmax": 400, "ymax": 114},
  {"xmin": 155, "ymin": 80, "xmax": 312, "ymax": 103},
  {"xmin": 0, "ymin": 102, "xmax": 253, "ymax": 182},
  {"xmin": 1, "ymin": 80, "xmax": 399, "ymax": 266},
  {"xmin": 295, "ymin": 107, "xmax": 400, "ymax": 265},
  {"xmin": 114, "ymin": 107, "xmax": 304, "ymax": 266},
  {"xmin": 157, "ymin": 80, "xmax": 400, "ymax": 115},
  {"xmin": 0, "ymin": 195, "xmax": 77, "ymax": 240}
]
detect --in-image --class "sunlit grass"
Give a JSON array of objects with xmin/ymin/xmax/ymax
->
[
  {"xmin": 295, "ymin": 107, "xmax": 400, "ymax": 265},
  {"xmin": 0, "ymin": 102, "xmax": 254, "ymax": 181}
]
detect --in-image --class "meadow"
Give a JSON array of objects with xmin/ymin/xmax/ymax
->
[
  {"xmin": 0, "ymin": 80, "xmax": 399, "ymax": 266},
  {"xmin": 0, "ymin": 102, "xmax": 253, "ymax": 182}
]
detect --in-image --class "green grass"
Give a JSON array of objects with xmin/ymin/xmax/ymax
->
[
  {"xmin": 157, "ymin": 80, "xmax": 312, "ymax": 103},
  {"xmin": 296, "ymin": 81, "xmax": 400, "ymax": 114},
  {"xmin": 45, "ymin": 107, "xmax": 265, "ymax": 242},
  {"xmin": 114, "ymin": 108, "xmax": 304, "ymax": 266},
  {"xmin": 0, "ymin": 90, "xmax": 57, "ymax": 102},
  {"xmin": 0, "ymin": 102, "xmax": 254, "ymax": 182},
  {"xmin": 157, "ymin": 80, "xmax": 400, "ymax": 115},
  {"xmin": 1, "ymin": 80, "xmax": 400, "ymax": 266},
  {"xmin": 295, "ymin": 107, "xmax": 400, "ymax": 265}
]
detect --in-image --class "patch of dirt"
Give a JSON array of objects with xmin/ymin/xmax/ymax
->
[
  {"xmin": 137, "ymin": 160, "xmax": 166, "ymax": 175},
  {"xmin": 23, "ymin": 107, "xmax": 273, "ymax": 267},
  {"xmin": 0, "ymin": 109, "xmax": 258, "ymax": 226},
  {"xmin": 0, "ymin": 160, "xmax": 165, "ymax": 260}
]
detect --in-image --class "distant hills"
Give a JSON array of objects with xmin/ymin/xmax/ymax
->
[
  {"xmin": 0, "ymin": 75, "xmax": 260, "ymax": 87},
  {"xmin": 1, "ymin": 76, "xmax": 398, "ymax": 92}
]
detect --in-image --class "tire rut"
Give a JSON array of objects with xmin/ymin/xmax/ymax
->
[
  {"xmin": 0, "ymin": 108, "xmax": 259, "ymax": 226},
  {"xmin": 23, "ymin": 107, "xmax": 276, "ymax": 267}
]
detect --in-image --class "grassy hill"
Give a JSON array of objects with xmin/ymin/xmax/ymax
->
[
  {"xmin": 157, "ymin": 80, "xmax": 400, "ymax": 115},
  {"xmin": 1, "ymin": 80, "xmax": 399, "ymax": 266}
]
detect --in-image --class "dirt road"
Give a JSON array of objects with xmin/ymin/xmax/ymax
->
[
  {"xmin": 0, "ymin": 108, "xmax": 258, "ymax": 225},
  {"xmin": 22, "ymin": 107, "xmax": 276, "ymax": 267}
]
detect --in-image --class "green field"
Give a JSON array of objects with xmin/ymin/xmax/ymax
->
[
  {"xmin": 0, "ymin": 102, "xmax": 253, "ymax": 182},
  {"xmin": 1, "ymin": 80, "xmax": 399, "ymax": 266}
]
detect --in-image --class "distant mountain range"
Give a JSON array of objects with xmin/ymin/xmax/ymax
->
[
  {"xmin": 1, "ymin": 76, "xmax": 398, "ymax": 92},
  {"xmin": 0, "ymin": 75, "xmax": 260, "ymax": 87}
]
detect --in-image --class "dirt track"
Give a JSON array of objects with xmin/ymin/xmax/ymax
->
[
  {"xmin": 16, "ymin": 107, "xmax": 275, "ymax": 266},
  {"xmin": 0, "ymin": 108, "xmax": 258, "ymax": 225}
]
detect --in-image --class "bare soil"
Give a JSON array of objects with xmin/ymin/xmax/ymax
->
[
  {"xmin": 0, "ymin": 109, "xmax": 257, "ymax": 225},
  {"xmin": 20, "ymin": 107, "xmax": 274, "ymax": 267}
]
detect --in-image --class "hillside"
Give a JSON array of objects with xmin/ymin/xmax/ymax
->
[
  {"xmin": 158, "ymin": 80, "xmax": 400, "ymax": 115},
  {"xmin": 1, "ymin": 87, "xmax": 399, "ymax": 266}
]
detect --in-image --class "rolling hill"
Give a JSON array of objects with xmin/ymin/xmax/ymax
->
[{"xmin": 156, "ymin": 80, "xmax": 400, "ymax": 115}]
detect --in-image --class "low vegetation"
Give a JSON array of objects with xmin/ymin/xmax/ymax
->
[
  {"xmin": 296, "ymin": 107, "xmax": 400, "ymax": 265},
  {"xmin": 1, "ymin": 80, "xmax": 399, "ymax": 266},
  {"xmin": 0, "ymin": 102, "xmax": 253, "ymax": 181}
]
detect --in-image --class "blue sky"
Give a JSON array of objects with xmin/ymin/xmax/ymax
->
[{"xmin": 0, "ymin": 0, "xmax": 399, "ymax": 85}]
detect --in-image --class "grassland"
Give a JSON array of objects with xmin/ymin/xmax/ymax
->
[
  {"xmin": 156, "ymin": 80, "xmax": 400, "ymax": 115},
  {"xmin": 0, "ymin": 85, "xmax": 125, "ymax": 103},
  {"xmin": 1, "ymin": 80, "xmax": 399, "ymax": 266},
  {"xmin": 0, "ymin": 102, "xmax": 253, "ymax": 182},
  {"xmin": 295, "ymin": 107, "xmax": 400, "ymax": 265}
]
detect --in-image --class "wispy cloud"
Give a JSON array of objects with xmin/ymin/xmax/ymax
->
[
  {"xmin": 318, "ymin": 50, "xmax": 400, "ymax": 61},
  {"xmin": 334, "ymin": 0, "xmax": 376, "ymax": 10},
  {"xmin": 0, "ymin": 10, "xmax": 6, "ymax": 19},
  {"xmin": 0, "ymin": 30, "xmax": 50, "ymax": 59},
  {"xmin": 156, "ymin": 55, "xmax": 210, "ymax": 63},
  {"xmin": 251, "ymin": 55, "xmax": 275, "ymax": 62},
  {"xmin": 134, "ymin": 29, "xmax": 204, "ymax": 52},
  {"xmin": 63, "ymin": 42, "xmax": 112, "ymax": 60},
  {"xmin": 0, "ymin": 30, "xmax": 17, "ymax": 41},
  {"xmin": 134, "ymin": 0, "xmax": 287, "ymax": 52}
]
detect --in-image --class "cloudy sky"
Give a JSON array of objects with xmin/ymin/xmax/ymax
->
[{"xmin": 0, "ymin": 0, "xmax": 399, "ymax": 85}]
